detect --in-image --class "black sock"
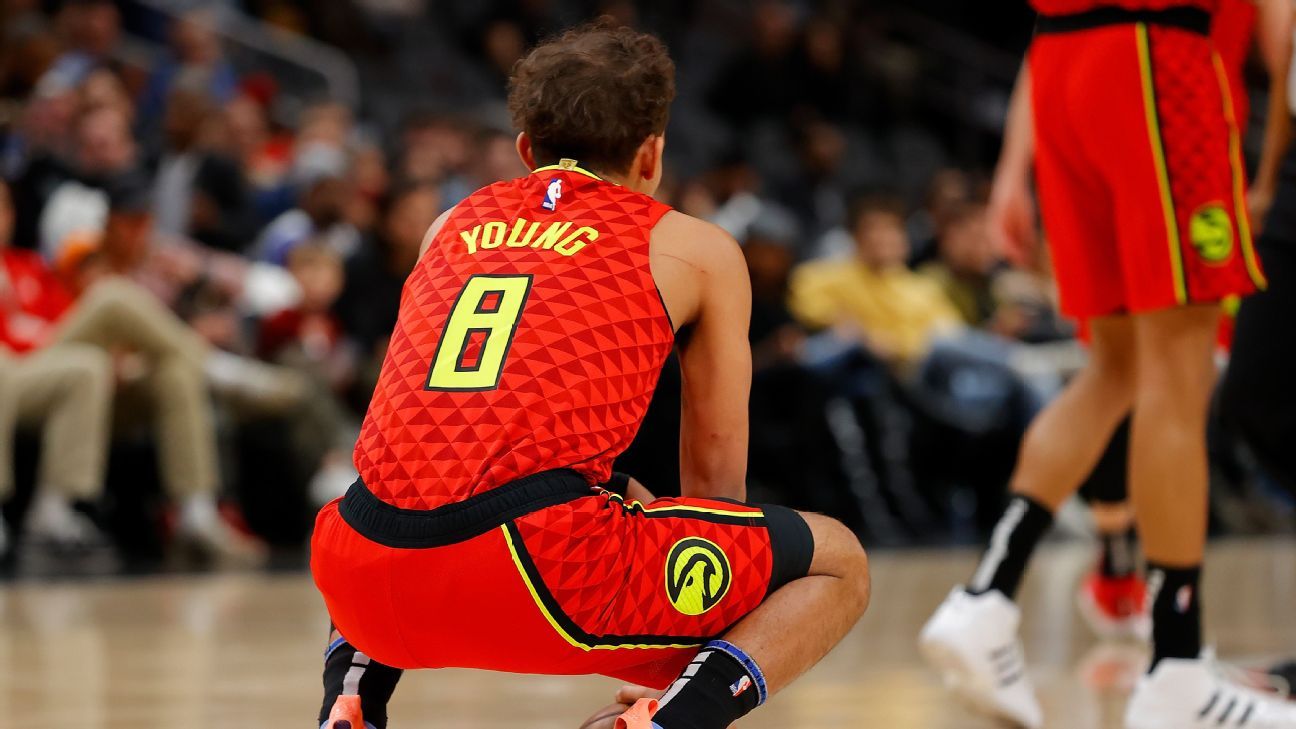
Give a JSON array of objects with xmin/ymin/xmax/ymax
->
[
  {"xmin": 319, "ymin": 629, "xmax": 403, "ymax": 729},
  {"xmin": 652, "ymin": 640, "xmax": 765, "ymax": 729},
  {"xmin": 966, "ymin": 495, "xmax": 1053, "ymax": 599},
  {"xmin": 1098, "ymin": 527, "xmax": 1138, "ymax": 579},
  {"xmin": 1146, "ymin": 563, "xmax": 1202, "ymax": 670}
]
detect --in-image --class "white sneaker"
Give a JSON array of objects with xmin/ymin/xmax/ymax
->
[
  {"xmin": 175, "ymin": 497, "xmax": 268, "ymax": 567},
  {"xmin": 1126, "ymin": 655, "xmax": 1296, "ymax": 729},
  {"xmin": 919, "ymin": 588, "xmax": 1043, "ymax": 729},
  {"xmin": 25, "ymin": 492, "xmax": 106, "ymax": 550}
]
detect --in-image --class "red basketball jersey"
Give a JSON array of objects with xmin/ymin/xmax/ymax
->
[
  {"xmin": 1030, "ymin": 0, "xmax": 1218, "ymax": 14},
  {"xmin": 354, "ymin": 163, "xmax": 676, "ymax": 510}
]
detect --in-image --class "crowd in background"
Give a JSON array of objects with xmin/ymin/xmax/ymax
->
[{"xmin": 0, "ymin": 0, "xmax": 1283, "ymax": 569}]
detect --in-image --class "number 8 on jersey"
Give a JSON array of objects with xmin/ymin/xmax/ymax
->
[{"xmin": 426, "ymin": 274, "xmax": 533, "ymax": 391}]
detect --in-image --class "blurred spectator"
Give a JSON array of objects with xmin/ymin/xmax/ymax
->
[
  {"xmin": 151, "ymin": 86, "xmax": 216, "ymax": 237},
  {"xmin": 0, "ymin": 10, "xmax": 59, "ymax": 101},
  {"xmin": 916, "ymin": 199, "xmax": 1070, "ymax": 344},
  {"xmin": 908, "ymin": 168, "xmax": 975, "ymax": 266},
  {"xmin": 919, "ymin": 200, "xmax": 1000, "ymax": 328},
  {"xmin": 21, "ymin": 101, "xmax": 137, "ymax": 258},
  {"xmin": 224, "ymin": 92, "xmax": 284, "ymax": 183},
  {"xmin": 253, "ymin": 174, "xmax": 359, "ymax": 265},
  {"xmin": 79, "ymin": 66, "xmax": 134, "ymax": 124},
  {"xmin": 775, "ymin": 116, "xmax": 851, "ymax": 242},
  {"xmin": 789, "ymin": 194, "xmax": 962, "ymax": 368},
  {"xmin": 708, "ymin": 0, "xmax": 801, "ymax": 128},
  {"xmin": 138, "ymin": 9, "xmax": 238, "ymax": 125},
  {"xmin": 477, "ymin": 19, "xmax": 526, "ymax": 96},
  {"xmin": 988, "ymin": 242, "xmax": 1073, "ymax": 344},
  {"xmin": 47, "ymin": 0, "xmax": 121, "ymax": 88},
  {"xmin": 0, "ymin": 176, "xmax": 110, "ymax": 552},
  {"xmin": 346, "ymin": 142, "xmax": 391, "ymax": 235},
  {"xmin": 468, "ymin": 127, "xmax": 528, "ymax": 192},
  {"xmin": 745, "ymin": 229, "xmax": 804, "ymax": 369},
  {"xmin": 259, "ymin": 242, "xmax": 361, "ymax": 503},
  {"xmin": 399, "ymin": 112, "xmax": 473, "ymax": 193},
  {"xmin": 189, "ymin": 153, "xmax": 257, "ymax": 253},
  {"xmin": 336, "ymin": 181, "xmax": 441, "ymax": 401},
  {"xmin": 259, "ymin": 243, "xmax": 352, "ymax": 385},
  {"xmin": 0, "ymin": 178, "xmax": 264, "ymax": 562},
  {"xmin": 144, "ymin": 82, "xmax": 262, "ymax": 254},
  {"xmin": 222, "ymin": 89, "xmax": 297, "ymax": 221}
]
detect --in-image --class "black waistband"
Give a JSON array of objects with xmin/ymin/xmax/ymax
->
[
  {"xmin": 338, "ymin": 469, "xmax": 593, "ymax": 549},
  {"xmin": 1036, "ymin": 6, "xmax": 1211, "ymax": 36}
]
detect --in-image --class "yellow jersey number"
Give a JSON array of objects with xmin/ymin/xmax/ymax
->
[{"xmin": 425, "ymin": 274, "xmax": 533, "ymax": 391}]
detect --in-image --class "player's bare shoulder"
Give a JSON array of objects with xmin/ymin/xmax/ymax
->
[
  {"xmin": 650, "ymin": 209, "xmax": 749, "ymax": 330},
  {"xmin": 417, "ymin": 205, "xmax": 458, "ymax": 259}
]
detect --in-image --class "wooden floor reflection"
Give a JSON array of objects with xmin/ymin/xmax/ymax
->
[{"xmin": 3, "ymin": 539, "xmax": 1294, "ymax": 728}]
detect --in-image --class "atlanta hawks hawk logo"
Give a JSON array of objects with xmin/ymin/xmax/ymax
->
[{"xmin": 665, "ymin": 537, "xmax": 732, "ymax": 616}]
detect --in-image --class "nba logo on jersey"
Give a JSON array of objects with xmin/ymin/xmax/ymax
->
[{"xmin": 542, "ymin": 178, "xmax": 562, "ymax": 211}]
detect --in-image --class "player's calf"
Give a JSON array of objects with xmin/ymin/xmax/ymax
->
[{"xmin": 318, "ymin": 628, "xmax": 403, "ymax": 729}]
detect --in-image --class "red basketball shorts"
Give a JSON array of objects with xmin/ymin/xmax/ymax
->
[
  {"xmin": 310, "ymin": 470, "xmax": 814, "ymax": 689},
  {"xmin": 1030, "ymin": 17, "xmax": 1266, "ymax": 318}
]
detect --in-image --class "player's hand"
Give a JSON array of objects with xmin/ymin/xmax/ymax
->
[
  {"xmin": 1248, "ymin": 185, "xmax": 1275, "ymax": 235},
  {"xmin": 613, "ymin": 685, "xmax": 665, "ymax": 705},
  {"xmin": 987, "ymin": 173, "xmax": 1038, "ymax": 267},
  {"xmin": 578, "ymin": 701, "xmax": 627, "ymax": 729}
]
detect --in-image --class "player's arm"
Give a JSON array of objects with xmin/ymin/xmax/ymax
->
[
  {"xmin": 1250, "ymin": 0, "xmax": 1294, "ymax": 229},
  {"xmin": 988, "ymin": 62, "xmax": 1038, "ymax": 265},
  {"xmin": 652, "ymin": 212, "xmax": 752, "ymax": 502},
  {"xmin": 417, "ymin": 206, "xmax": 457, "ymax": 259}
]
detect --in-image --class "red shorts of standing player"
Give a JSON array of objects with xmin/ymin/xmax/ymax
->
[{"xmin": 1031, "ymin": 5, "xmax": 1266, "ymax": 318}]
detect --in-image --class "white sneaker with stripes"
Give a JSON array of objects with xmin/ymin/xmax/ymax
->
[
  {"xmin": 1126, "ymin": 655, "xmax": 1296, "ymax": 729},
  {"xmin": 919, "ymin": 588, "xmax": 1043, "ymax": 729}
]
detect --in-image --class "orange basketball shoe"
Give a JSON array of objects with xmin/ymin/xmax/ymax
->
[
  {"xmin": 322, "ymin": 695, "xmax": 364, "ymax": 729},
  {"xmin": 615, "ymin": 698, "xmax": 661, "ymax": 729}
]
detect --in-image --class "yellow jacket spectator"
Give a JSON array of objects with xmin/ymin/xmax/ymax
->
[{"xmin": 790, "ymin": 196, "xmax": 962, "ymax": 367}]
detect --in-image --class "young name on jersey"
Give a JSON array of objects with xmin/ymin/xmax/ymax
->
[{"xmin": 459, "ymin": 217, "xmax": 600, "ymax": 257}]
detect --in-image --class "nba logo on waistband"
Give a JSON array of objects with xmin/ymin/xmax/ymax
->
[{"xmin": 542, "ymin": 178, "xmax": 562, "ymax": 211}]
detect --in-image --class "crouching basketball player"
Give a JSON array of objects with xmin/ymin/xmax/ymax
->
[{"xmin": 310, "ymin": 20, "xmax": 870, "ymax": 729}]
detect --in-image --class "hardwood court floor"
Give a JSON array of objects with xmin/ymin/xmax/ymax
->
[{"xmin": 3, "ymin": 539, "xmax": 1294, "ymax": 729}]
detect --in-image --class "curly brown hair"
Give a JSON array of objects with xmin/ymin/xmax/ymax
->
[{"xmin": 507, "ymin": 19, "xmax": 676, "ymax": 176}]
